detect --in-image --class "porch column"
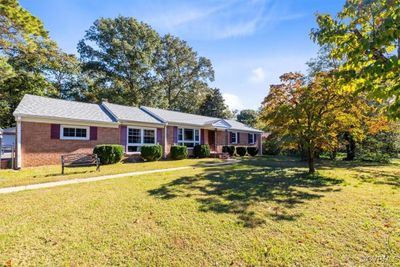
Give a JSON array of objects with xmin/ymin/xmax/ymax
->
[
  {"xmin": 163, "ymin": 123, "xmax": 168, "ymax": 159},
  {"xmin": 214, "ymin": 129, "xmax": 217, "ymax": 152},
  {"xmin": 16, "ymin": 117, "xmax": 22, "ymax": 169}
]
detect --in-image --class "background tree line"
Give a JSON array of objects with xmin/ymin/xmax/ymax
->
[
  {"xmin": 0, "ymin": 0, "xmax": 234, "ymax": 127},
  {"xmin": 258, "ymin": 0, "xmax": 400, "ymax": 173}
]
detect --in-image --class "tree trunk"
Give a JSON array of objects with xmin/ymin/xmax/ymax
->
[
  {"xmin": 329, "ymin": 150, "xmax": 337, "ymax": 160},
  {"xmin": 344, "ymin": 132, "xmax": 356, "ymax": 160},
  {"xmin": 307, "ymin": 145, "xmax": 315, "ymax": 174}
]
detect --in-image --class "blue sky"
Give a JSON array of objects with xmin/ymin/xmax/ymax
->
[{"xmin": 20, "ymin": 0, "xmax": 343, "ymax": 111}]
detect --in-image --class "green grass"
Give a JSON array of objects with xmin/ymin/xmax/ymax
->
[
  {"xmin": 0, "ymin": 156, "xmax": 399, "ymax": 266},
  {"xmin": 0, "ymin": 158, "xmax": 220, "ymax": 188}
]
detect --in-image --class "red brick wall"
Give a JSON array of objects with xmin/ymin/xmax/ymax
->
[
  {"xmin": 21, "ymin": 122, "xmax": 119, "ymax": 167},
  {"xmin": 215, "ymin": 130, "xmax": 228, "ymax": 153},
  {"xmin": 165, "ymin": 126, "xmax": 175, "ymax": 156}
]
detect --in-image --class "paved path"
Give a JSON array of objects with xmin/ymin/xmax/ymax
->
[{"xmin": 0, "ymin": 166, "xmax": 192, "ymax": 194}]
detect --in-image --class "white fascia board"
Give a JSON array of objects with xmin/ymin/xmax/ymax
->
[
  {"xmin": 15, "ymin": 114, "xmax": 119, "ymax": 128},
  {"xmin": 119, "ymin": 120, "xmax": 165, "ymax": 128}
]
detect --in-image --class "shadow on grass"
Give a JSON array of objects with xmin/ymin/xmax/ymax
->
[
  {"xmin": 315, "ymin": 159, "xmax": 400, "ymax": 187},
  {"xmin": 149, "ymin": 158, "xmax": 343, "ymax": 228}
]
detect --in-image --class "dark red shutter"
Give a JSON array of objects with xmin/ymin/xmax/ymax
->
[
  {"xmin": 173, "ymin": 126, "xmax": 178, "ymax": 144},
  {"xmin": 120, "ymin": 126, "xmax": 127, "ymax": 150},
  {"xmin": 90, "ymin": 126, "xmax": 97, "ymax": 140},
  {"xmin": 50, "ymin": 124, "xmax": 60, "ymax": 139},
  {"xmin": 237, "ymin": 132, "xmax": 240, "ymax": 144},
  {"xmin": 201, "ymin": 129, "xmax": 205, "ymax": 144},
  {"xmin": 157, "ymin": 128, "xmax": 162, "ymax": 144}
]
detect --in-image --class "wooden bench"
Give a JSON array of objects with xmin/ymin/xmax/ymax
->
[{"xmin": 61, "ymin": 153, "xmax": 100, "ymax": 174}]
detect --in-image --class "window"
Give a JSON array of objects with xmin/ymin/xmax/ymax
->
[
  {"xmin": 61, "ymin": 126, "xmax": 89, "ymax": 140},
  {"xmin": 248, "ymin": 133, "xmax": 256, "ymax": 144},
  {"xmin": 127, "ymin": 127, "xmax": 156, "ymax": 153},
  {"xmin": 178, "ymin": 128, "xmax": 200, "ymax": 148},
  {"xmin": 230, "ymin": 132, "xmax": 238, "ymax": 144}
]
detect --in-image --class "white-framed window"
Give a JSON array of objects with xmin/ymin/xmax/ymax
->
[
  {"xmin": 127, "ymin": 127, "xmax": 156, "ymax": 153},
  {"xmin": 230, "ymin": 132, "xmax": 238, "ymax": 144},
  {"xmin": 248, "ymin": 133, "xmax": 256, "ymax": 144},
  {"xmin": 61, "ymin": 125, "xmax": 90, "ymax": 140},
  {"xmin": 178, "ymin": 128, "xmax": 200, "ymax": 148}
]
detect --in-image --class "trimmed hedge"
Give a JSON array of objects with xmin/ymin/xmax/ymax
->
[
  {"xmin": 140, "ymin": 145, "xmax": 162, "ymax": 161},
  {"xmin": 193, "ymin": 144, "xmax": 210, "ymax": 158},
  {"xmin": 247, "ymin": 146, "xmax": 259, "ymax": 156},
  {"xmin": 171, "ymin": 145, "xmax": 188, "ymax": 160},
  {"xmin": 236, "ymin": 146, "xmax": 247, "ymax": 157},
  {"xmin": 93, "ymin": 144, "xmax": 124, "ymax": 164},
  {"xmin": 222, "ymin": 146, "xmax": 235, "ymax": 157}
]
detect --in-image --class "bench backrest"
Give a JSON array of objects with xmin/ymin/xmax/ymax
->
[{"xmin": 62, "ymin": 154, "xmax": 98, "ymax": 166}]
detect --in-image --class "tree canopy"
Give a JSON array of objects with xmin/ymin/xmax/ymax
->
[
  {"xmin": 311, "ymin": 0, "xmax": 400, "ymax": 118},
  {"xmin": 198, "ymin": 88, "xmax": 231, "ymax": 119},
  {"xmin": 237, "ymin": 109, "xmax": 258, "ymax": 127},
  {"xmin": 0, "ymin": 0, "xmax": 77, "ymax": 127},
  {"xmin": 260, "ymin": 72, "xmax": 367, "ymax": 173},
  {"xmin": 77, "ymin": 17, "xmax": 218, "ymax": 114}
]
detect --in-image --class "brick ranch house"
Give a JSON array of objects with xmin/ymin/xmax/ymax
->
[{"xmin": 13, "ymin": 94, "xmax": 263, "ymax": 168}]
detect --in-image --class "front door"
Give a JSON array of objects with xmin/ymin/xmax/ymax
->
[{"xmin": 208, "ymin": 130, "xmax": 216, "ymax": 151}]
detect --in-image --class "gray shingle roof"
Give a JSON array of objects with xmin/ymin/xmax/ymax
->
[
  {"xmin": 141, "ymin": 106, "xmax": 219, "ymax": 126},
  {"xmin": 13, "ymin": 95, "xmax": 263, "ymax": 133},
  {"xmin": 102, "ymin": 102, "xmax": 163, "ymax": 125},
  {"xmin": 13, "ymin": 95, "xmax": 117, "ymax": 124},
  {"xmin": 141, "ymin": 106, "xmax": 262, "ymax": 133},
  {"xmin": 225, "ymin": 119, "xmax": 263, "ymax": 133}
]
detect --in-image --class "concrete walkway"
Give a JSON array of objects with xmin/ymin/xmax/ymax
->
[{"xmin": 0, "ymin": 166, "xmax": 192, "ymax": 194}]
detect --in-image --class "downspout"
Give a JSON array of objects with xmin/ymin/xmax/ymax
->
[{"xmin": 16, "ymin": 116, "xmax": 22, "ymax": 169}]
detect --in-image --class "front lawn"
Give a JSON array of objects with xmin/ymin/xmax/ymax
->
[
  {"xmin": 0, "ymin": 156, "xmax": 399, "ymax": 265},
  {"xmin": 0, "ymin": 158, "xmax": 220, "ymax": 188}
]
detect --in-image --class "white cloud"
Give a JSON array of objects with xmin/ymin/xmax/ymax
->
[
  {"xmin": 223, "ymin": 93, "xmax": 245, "ymax": 111},
  {"xmin": 142, "ymin": 0, "xmax": 303, "ymax": 40},
  {"xmin": 249, "ymin": 67, "xmax": 266, "ymax": 83}
]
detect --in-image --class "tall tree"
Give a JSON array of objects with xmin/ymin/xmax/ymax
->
[
  {"xmin": 198, "ymin": 88, "xmax": 230, "ymax": 119},
  {"xmin": 311, "ymin": 0, "xmax": 400, "ymax": 118},
  {"xmin": 237, "ymin": 109, "xmax": 258, "ymax": 127},
  {"xmin": 260, "ymin": 72, "xmax": 366, "ymax": 173},
  {"xmin": 77, "ymin": 16, "xmax": 162, "ymax": 106},
  {"xmin": 0, "ymin": 0, "xmax": 74, "ymax": 127},
  {"xmin": 155, "ymin": 34, "xmax": 214, "ymax": 112}
]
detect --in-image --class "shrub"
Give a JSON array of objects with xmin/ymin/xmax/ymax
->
[
  {"xmin": 222, "ymin": 146, "xmax": 235, "ymax": 156},
  {"xmin": 247, "ymin": 146, "xmax": 259, "ymax": 156},
  {"xmin": 140, "ymin": 145, "xmax": 162, "ymax": 162},
  {"xmin": 359, "ymin": 152, "xmax": 390, "ymax": 163},
  {"xmin": 193, "ymin": 144, "xmax": 210, "ymax": 158},
  {"xmin": 93, "ymin": 144, "xmax": 124, "ymax": 164},
  {"xmin": 236, "ymin": 146, "xmax": 247, "ymax": 157},
  {"xmin": 171, "ymin": 145, "xmax": 188, "ymax": 160}
]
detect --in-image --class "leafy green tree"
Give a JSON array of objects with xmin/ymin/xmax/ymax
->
[
  {"xmin": 155, "ymin": 34, "xmax": 214, "ymax": 112},
  {"xmin": 311, "ymin": 0, "xmax": 400, "ymax": 118},
  {"xmin": 237, "ymin": 109, "xmax": 258, "ymax": 127},
  {"xmin": 78, "ymin": 16, "xmax": 162, "ymax": 106},
  {"xmin": 0, "ymin": 0, "xmax": 76, "ymax": 127},
  {"xmin": 198, "ymin": 88, "xmax": 230, "ymax": 119},
  {"xmin": 260, "ymin": 72, "xmax": 366, "ymax": 173}
]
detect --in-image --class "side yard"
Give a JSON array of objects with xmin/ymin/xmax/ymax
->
[{"xmin": 0, "ymin": 156, "xmax": 399, "ymax": 265}]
